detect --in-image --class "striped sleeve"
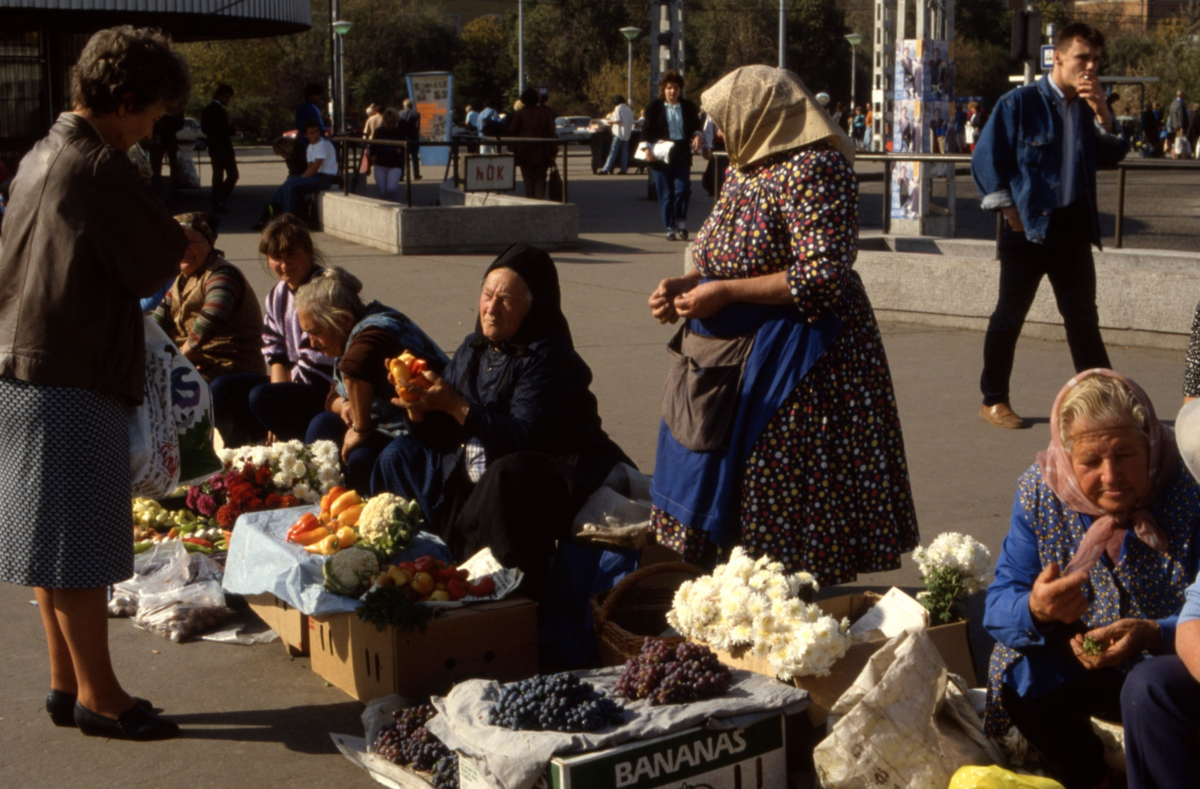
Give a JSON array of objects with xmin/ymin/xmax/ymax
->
[{"xmin": 189, "ymin": 265, "xmax": 245, "ymax": 346}]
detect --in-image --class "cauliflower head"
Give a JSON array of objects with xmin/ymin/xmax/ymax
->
[
  {"xmin": 323, "ymin": 547, "xmax": 382, "ymax": 597},
  {"xmin": 357, "ymin": 493, "xmax": 423, "ymax": 556}
]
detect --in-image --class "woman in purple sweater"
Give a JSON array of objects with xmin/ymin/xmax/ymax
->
[{"xmin": 209, "ymin": 214, "xmax": 336, "ymax": 446}]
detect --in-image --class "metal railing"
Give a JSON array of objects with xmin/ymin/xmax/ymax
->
[
  {"xmin": 856, "ymin": 153, "xmax": 973, "ymax": 233},
  {"xmin": 331, "ymin": 135, "xmax": 591, "ymax": 207},
  {"xmin": 1114, "ymin": 158, "xmax": 1200, "ymax": 248}
]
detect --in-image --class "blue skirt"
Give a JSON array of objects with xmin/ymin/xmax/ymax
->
[{"xmin": 0, "ymin": 377, "xmax": 133, "ymax": 588}]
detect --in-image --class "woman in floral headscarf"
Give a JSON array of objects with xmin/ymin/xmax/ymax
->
[
  {"xmin": 646, "ymin": 65, "xmax": 918, "ymax": 585},
  {"xmin": 983, "ymin": 369, "xmax": 1200, "ymax": 789}
]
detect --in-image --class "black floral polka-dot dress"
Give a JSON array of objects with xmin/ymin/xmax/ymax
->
[{"xmin": 650, "ymin": 148, "xmax": 920, "ymax": 585}]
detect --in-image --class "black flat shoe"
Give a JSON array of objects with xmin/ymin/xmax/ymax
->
[
  {"xmin": 48, "ymin": 691, "xmax": 155, "ymax": 727},
  {"xmin": 75, "ymin": 701, "xmax": 179, "ymax": 741}
]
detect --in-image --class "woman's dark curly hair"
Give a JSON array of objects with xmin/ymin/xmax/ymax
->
[{"xmin": 71, "ymin": 26, "xmax": 191, "ymax": 115}]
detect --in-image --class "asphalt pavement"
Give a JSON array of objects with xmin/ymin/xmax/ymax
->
[{"xmin": 0, "ymin": 148, "xmax": 1194, "ymax": 788}]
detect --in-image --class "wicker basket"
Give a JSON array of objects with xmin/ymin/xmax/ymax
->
[{"xmin": 589, "ymin": 561, "xmax": 706, "ymax": 666}]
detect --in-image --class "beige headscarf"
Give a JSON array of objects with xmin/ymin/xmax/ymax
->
[{"xmin": 700, "ymin": 65, "xmax": 855, "ymax": 169}]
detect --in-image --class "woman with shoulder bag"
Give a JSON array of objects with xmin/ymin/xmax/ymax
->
[{"xmin": 0, "ymin": 26, "xmax": 190, "ymax": 740}]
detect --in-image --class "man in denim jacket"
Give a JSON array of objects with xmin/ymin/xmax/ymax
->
[{"xmin": 972, "ymin": 22, "xmax": 1127, "ymax": 429}]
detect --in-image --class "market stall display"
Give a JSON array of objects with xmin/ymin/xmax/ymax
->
[
  {"xmin": 424, "ymin": 666, "xmax": 808, "ymax": 789},
  {"xmin": 911, "ymin": 532, "xmax": 992, "ymax": 625},
  {"xmin": 488, "ymin": 673, "xmax": 625, "ymax": 733},
  {"xmin": 614, "ymin": 639, "xmax": 732, "ymax": 706},
  {"xmin": 667, "ymin": 547, "xmax": 849, "ymax": 680}
]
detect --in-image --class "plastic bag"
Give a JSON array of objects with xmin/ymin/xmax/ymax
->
[
  {"xmin": 109, "ymin": 541, "xmax": 192, "ymax": 617},
  {"xmin": 814, "ymin": 628, "xmax": 1005, "ymax": 789},
  {"xmin": 129, "ymin": 319, "xmax": 180, "ymax": 499},
  {"xmin": 134, "ymin": 579, "xmax": 228, "ymax": 642},
  {"xmin": 187, "ymin": 552, "xmax": 224, "ymax": 585},
  {"xmin": 163, "ymin": 325, "xmax": 222, "ymax": 486},
  {"xmin": 949, "ymin": 766, "xmax": 1065, "ymax": 789}
]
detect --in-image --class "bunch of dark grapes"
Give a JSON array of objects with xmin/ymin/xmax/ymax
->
[
  {"xmin": 431, "ymin": 753, "xmax": 459, "ymax": 789},
  {"xmin": 372, "ymin": 704, "xmax": 450, "ymax": 771},
  {"xmin": 615, "ymin": 638, "xmax": 732, "ymax": 706},
  {"xmin": 487, "ymin": 672, "xmax": 625, "ymax": 732}
]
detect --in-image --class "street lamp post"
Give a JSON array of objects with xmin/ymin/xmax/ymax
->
[
  {"xmin": 332, "ymin": 19, "xmax": 353, "ymax": 133},
  {"xmin": 620, "ymin": 27, "xmax": 641, "ymax": 104},
  {"xmin": 779, "ymin": 0, "xmax": 786, "ymax": 69},
  {"xmin": 845, "ymin": 32, "xmax": 863, "ymax": 107}
]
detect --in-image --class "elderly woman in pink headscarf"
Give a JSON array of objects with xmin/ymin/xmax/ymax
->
[{"xmin": 982, "ymin": 369, "xmax": 1200, "ymax": 789}]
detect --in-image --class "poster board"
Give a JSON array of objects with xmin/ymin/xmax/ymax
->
[{"xmin": 405, "ymin": 71, "xmax": 453, "ymax": 168}]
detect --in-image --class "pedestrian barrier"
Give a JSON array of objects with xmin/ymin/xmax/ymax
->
[
  {"xmin": 332, "ymin": 135, "xmax": 590, "ymax": 207},
  {"xmin": 1114, "ymin": 158, "xmax": 1200, "ymax": 248}
]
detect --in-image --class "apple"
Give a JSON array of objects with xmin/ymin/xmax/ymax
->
[
  {"xmin": 429, "ymin": 590, "xmax": 451, "ymax": 602},
  {"xmin": 411, "ymin": 572, "xmax": 435, "ymax": 596}
]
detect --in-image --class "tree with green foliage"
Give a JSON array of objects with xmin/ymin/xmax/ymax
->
[{"xmin": 455, "ymin": 15, "xmax": 518, "ymax": 111}]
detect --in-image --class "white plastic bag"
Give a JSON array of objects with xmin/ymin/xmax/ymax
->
[
  {"xmin": 130, "ymin": 319, "xmax": 180, "ymax": 498},
  {"xmin": 134, "ymin": 579, "xmax": 228, "ymax": 642},
  {"xmin": 109, "ymin": 540, "xmax": 191, "ymax": 617},
  {"xmin": 1174, "ymin": 134, "xmax": 1192, "ymax": 159}
]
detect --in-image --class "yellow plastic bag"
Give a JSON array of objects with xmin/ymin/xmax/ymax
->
[{"xmin": 949, "ymin": 766, "xmax": 1066, "ymax": 789}]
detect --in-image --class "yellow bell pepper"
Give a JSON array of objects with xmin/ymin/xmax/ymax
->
[
  {"xmin": 293, "ymin": 526, "xmax": 331, "ymax": 546},
  {"xmin": 303, "ymin": 532, "xmax": 341, "ymax": 554},
  {"xmin": 334, "ymin": 525, "xmax": 358, "ymax": 548}
]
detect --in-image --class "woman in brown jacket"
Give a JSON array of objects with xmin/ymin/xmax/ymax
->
[
  {"xmin": 0, "ymin": 27, "xmax": 189, "ymax": 740},
  {"xmin": 152, "ymin": 212, "xmax": 266, "ymax": 383},
  {"xmin": 506, "ymin": 88, "xmax": 558, "ymax": 199}
]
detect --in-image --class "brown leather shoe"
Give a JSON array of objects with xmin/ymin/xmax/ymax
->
[{"xmin": 979, "ymin": 402, "xmax": 1026, "ymax": 429}]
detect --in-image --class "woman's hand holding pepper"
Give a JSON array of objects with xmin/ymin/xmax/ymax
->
[
  {"xmin": 1071, "ymin": 618, "xmax": 1162, "ymax": 670},
  {"xmin": 1028, "ymin": 562, "xmax": 1091, "ymax": 624},
  {"xmin": 406, "ymin": 370, "xmax": 471, "ymax": 425}
]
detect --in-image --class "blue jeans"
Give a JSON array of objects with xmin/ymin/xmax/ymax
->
[
  {"xmin": 274, "ymin": 173, "xmax": 336, "ymax": 215},
  {"xmin": 651, "ymin": 148, "xmax": 691, "ymax": 231},
  {"xmin": 209, "ymin": 374, "xmax": 329, "ymax": 447},
  {"xmin": 602, "ymin": 136, "xmax": 628, "ymax": 173},
  {"xmin": 1122, "ymin": 656, "xmax": 1200, "ymax": 789}
]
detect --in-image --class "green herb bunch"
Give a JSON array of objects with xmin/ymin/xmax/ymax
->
[
  {"xmin": 1081, "ymin": 635, "xmax": 1108, "ymax": 657},
  {"xmin": 356, "ymin": 585, "xmax": 434, "ymax": 633}
]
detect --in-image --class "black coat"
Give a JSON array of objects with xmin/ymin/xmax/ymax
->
[
  {"xmin": 201, "ymin": 100, "xmax": 235, "ymax": 158},
  {"xmin": 642, "ymin": 97, "xmax": 703, "ymax": 169}
]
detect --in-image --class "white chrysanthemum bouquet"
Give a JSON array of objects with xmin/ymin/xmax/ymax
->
[
  {"xmin": 911, "ymin": 532, "xmax": 992, "ymax": 625},
  {"xmin": 217, "ymin": 439, "xmax": 343, "ymax": 504},
  {"xmin": 667, "ymin": 548, "xmax": 852, "ymax": 680}
]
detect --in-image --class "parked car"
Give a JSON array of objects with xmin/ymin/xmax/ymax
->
[
  {"xmin": 179, "ymin": 117, "xmax": 206, "ymax": 150},
  {"xmin": 555, "ymin": 116, "xmax": 593, "ymax": 141}
]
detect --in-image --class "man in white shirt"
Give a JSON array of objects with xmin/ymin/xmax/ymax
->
[
  {"xmin": 272, "ymin": 120, "xmax": 339, "ymax": 216},
  {"xmin": 599, "ymin": 95, "xmax": 634, "ymax": 175}
]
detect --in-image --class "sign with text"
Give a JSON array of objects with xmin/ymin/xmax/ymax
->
[
  {"xmin": 464, "ymin": 155, "xmax": 516, "ymax": 192},
  {"xmin": 1041, "ymin": 45, "xmax": 1054, "ymax": 70},
  {"xmin": 405, "ymin": 71, "xmax": 453, "ymax": 167}
]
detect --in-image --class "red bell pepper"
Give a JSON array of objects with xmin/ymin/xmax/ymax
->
[
  {"xmin": 410, "ymin": 358, "xmax": 427, "ymax": 375},
  {"xmin": 182, "ymin": 537, "xmax": 214, "ymax": 548},
  {"xmin": 434, "ymin": 566, "xmax": 459, "ymax": 582},
  {"xmin": 466, "ymin": 576, "xmax": 496, "ymax": 597},
  {"xmin": 413, "ymin": 556, "xmax": 437, "ymax": 574},
  {"xmin": 286, "ymin": 513, "xmax": 322, "ymax": 543},
  {"xmin": 455, "ymin": 568, "xmax": 470, "ymax": 582},
  {"xmin": 447, "ymin": 579, "xmax": 467, "ymax": 601},
  {"xmin": 397, "ymin": 561, "xmax": 417, "ymax": 573}
]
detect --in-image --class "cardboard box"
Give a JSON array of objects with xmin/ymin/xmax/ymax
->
[
  {"xmin": 459, "ymin": 713, "xmax": 788, "ymax": 789},
  {"xmin": 310, "ymin": 597, "xmax": 539, "ymax": 702},
  {"xmin": 245, "ymin": 592, "xmax": 309, "ymax": 656},
  {"xmin": 711, "ymin": 592, "xmax": 975, "ymax": 720}
]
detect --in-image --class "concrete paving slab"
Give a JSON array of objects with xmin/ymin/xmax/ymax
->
[{"xmin": 1, "ymin": 148, "xmax": 1193, "ymax": 787}]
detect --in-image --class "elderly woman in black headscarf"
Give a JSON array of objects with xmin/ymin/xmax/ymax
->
[{"xmin": 372, "ymin": 244, "xmax": 630, "ymax": 600}]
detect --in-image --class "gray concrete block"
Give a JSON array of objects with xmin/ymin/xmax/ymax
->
[
  {"xmin": 317, "ymin": 192, "xmax": 401, "ymax": 254},
  {"xmin": 318, "ymin": 183, "xmax": 578, "ymax": 256}
]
